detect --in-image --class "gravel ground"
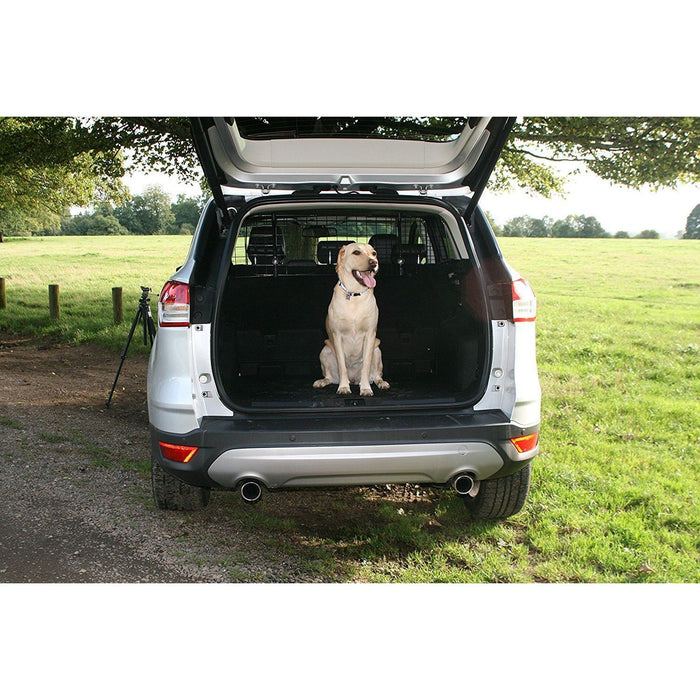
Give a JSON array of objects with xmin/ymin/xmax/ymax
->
[{"xmin": 0, "ymin": 335, "xmax": 328, "ymax": 583}]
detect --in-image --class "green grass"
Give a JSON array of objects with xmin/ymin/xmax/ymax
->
[
  {"xmin": 2, "ymin": 235, "xmax": 699, "ymax": 582},
  {"xmin": 37, "ymin": 431, "xmax": 67, "ymax": 444},
  {"xmin": 0, "ymin": 416, "xmax": 25, "ymax": 430},
  {"xmin": 0, "ymin": 235, "xmax": 192, "ymax": 351}
]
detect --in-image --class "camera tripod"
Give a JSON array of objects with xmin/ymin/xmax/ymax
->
[{"xmin": 106, "ymin": 286, "xmax": 156, "ymax": 408}]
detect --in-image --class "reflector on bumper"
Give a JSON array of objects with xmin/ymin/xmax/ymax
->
[
  {"xmin": 510, "ymin": 433, "xmax": 539, "ymax": 453},
  {"xmin": 159, "ymin": 441, "xmax": 198, "ymax": 463}
]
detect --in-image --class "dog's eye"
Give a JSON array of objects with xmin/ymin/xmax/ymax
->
[{"xmin": 352, "ymin": 250, "xmax": 361, "ymax": 255}]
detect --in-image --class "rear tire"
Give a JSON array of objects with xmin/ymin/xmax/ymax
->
[
  {"xmin": 151, "ymin": 459, "xmax": 211, "ymax": 511},
  {"xmin": 463, "ymin": 464, "xmax": 531, "ymax": 519}
]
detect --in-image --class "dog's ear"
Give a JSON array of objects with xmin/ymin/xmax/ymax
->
[{"xmin": 335, "ymin": 245, "xmax": 347, "ymax": 272}]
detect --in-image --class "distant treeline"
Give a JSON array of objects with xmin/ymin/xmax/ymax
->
[
  {"xmin": 59, "ymin": 189, "xmax": 202, "ymax": 237},
  {"xmin": 5, "ymin": 186, "xmax": 204, "ymax": 238},
  {"xmin": 490, "ymin": 213, "xmax": 661, "ymax": 239},
  {"xmin": 5, "ymin": 187, "xmax": 699, "ymax": 241}
]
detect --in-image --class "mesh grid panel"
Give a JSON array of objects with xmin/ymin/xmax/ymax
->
[{"xmin": 233, "ymin": 211, "xmax": 441, "ymax": 267}]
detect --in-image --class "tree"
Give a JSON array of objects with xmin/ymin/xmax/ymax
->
[
  {"xmin": 503, "ymin": 215, "xmax": 552, "ymax": 238},
  {"xmin": 169, "ymin": 194, "xmax": 202, "ymax": 234},
  {"xmin": 114, "ymin": 185, "xmax": 175, "ymax": 235},
  {"xmin": 0, "ymin": 117, "xmax": 127, "ymax": 215},
  {"xmin": 551, "ymin": 214, "xmax": 609, "ymax": 238},
  {"xmin": 59, "ymin": 212, "xmax": 130, "ymax": 236},
  {"xmin": 176, "ymin": 222, "xmax": 195, "ymax": 236},
  {"xmin": 614, "ymin": 230, "xmax": 630, "ymax": 238},
  {"xmin": 0, "ymin": 117, "xmax": 697, "ymax": 210},
  {"xmin": 0, "ymin": 205, "xmax": 61, "ymax": 237},
  {"xmin": 638, "ymin": 229, "xmax": 660, "ymax": 239},
  {"xmin": 483, "ymin": 211, "xmax": 503, "ymax": 237},
  {"xmin": 500, "ymin": 117, "xmax": 700, "ymax": 195},
  {"xmin": 580, "ymin": 216, "xmax": 608, "ymax": 238},
  {"xmin": 684, "ymin": 204, "xmax": 700, "ymax": 239}
]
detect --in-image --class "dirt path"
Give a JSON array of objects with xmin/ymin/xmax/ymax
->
[{"xmin": 0, "ymin": 336, "xmax": 325, "ymax": 583}]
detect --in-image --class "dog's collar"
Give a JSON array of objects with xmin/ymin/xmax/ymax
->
[{"xmin": 338, "ymin": 281, "xmax": 371, "ymax": 299}]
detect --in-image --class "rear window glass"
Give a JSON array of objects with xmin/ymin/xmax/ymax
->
[
  {"xmin": 233, "ymin": 117, "xmax": 471, "ymax": 142},
  {"xmin": 233, "ymin": 209, "xmax": 459, "ymax": 268}
]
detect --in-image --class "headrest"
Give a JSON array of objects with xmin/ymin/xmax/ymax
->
[
  {"xmin": 368, "ymin": 234, "xmax": 399, "ymax": 261},
  {"xmin": 303, "ymin": 224, "xmax": 334, "ymax": 237},
  {"xmin": 392, "ymin": 243, "xmax": 427, "ymax": 267},
  {"xmin": 316, "ymin": 240, "xmax": 355, "ymax": 265},
  {"xmin": 247, "ymin": 225, "xmax": 285, "ymax": 265}
]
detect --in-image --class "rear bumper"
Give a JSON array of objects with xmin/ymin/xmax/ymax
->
[
  {"xmin": 207, "ymin": 442, "xmax": 504, "ymax": 489},
  {"xmin": 150, "ymin": 411, "xmax": 538, "ymax": 490}
]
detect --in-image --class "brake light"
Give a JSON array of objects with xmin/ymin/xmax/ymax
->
[
  {"xmin": 158, "ymin": 441, "xmax": 199, "ymax": 463},
  {"xmin": 512, "ymin": 278, "xmax": 536, "ymax": 322},
  {"xmin": 158, "ymin": 281, "xmax": 190, "ymax": 327},
  {"xmin": 510, "ymin": 432, "xmax": 539, "ymax": 453}
]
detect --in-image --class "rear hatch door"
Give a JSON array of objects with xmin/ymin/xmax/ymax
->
[{"xmin": 191, "ymin": 117, "xmax": 515, "ymax": 222}]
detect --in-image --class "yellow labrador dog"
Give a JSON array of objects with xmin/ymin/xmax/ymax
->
[{"xmin": 313, "ymin": 242, "xmax": 390, "ymax": 397}]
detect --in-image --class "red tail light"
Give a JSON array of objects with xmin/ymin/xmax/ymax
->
[
  {"xmin": 510, "ymin": 432, "xmax": 539, "ymax": 453},
  {"xmin": 158, "ymin": 441, "xmax": 198, "ymax": 463},
  {"xmin": 158, "ymin": 281, "xmax": 190, "ymax": 327},
  {"xmin": 512, "ymin": 278, "xmax": 537, "ymax": 322}
]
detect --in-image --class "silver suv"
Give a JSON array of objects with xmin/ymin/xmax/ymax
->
[{"xmin": 147, "ymin": 117, "xmax": 540, "ymax": 519}]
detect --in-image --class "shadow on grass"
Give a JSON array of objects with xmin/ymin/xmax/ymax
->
[{"xmin": 217, "ymin": 485, "xmax": 505, "ymax": 581}]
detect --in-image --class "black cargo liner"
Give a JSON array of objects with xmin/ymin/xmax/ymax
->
[
  {"xmin": 231, "ymin": 375, "xmax": 463, "ymax": 409},
  {"xmin": 211, "ymin": 198, "xmax": 491, "ymax": 413},
  {"xmin": 215, "ymin": 268, "xmax": 487, "ymax": 412}
]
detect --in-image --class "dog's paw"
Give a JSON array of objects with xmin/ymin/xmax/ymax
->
[
  {"xmin": 313, "ymin": 378, "xmax": 331, "ymax": 389},
  {"xmin": 337, "ymin": 385, "xmax": 352, "ymax": 395},
  {"xmin": 360, "ymin": 386, "xmax": 374, "ymax": 397},
  {"xmin": 375, "ymin": 379, "xmax": 390, "ymax": 390}
]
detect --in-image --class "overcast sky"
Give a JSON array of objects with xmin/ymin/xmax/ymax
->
[
  {"xmin": 124, "ymin": 165, "xmax": 698, "ymax": 239},
  {"xmin": 481, "ymin": 169, "xmax": 698, "ymax": 237}
]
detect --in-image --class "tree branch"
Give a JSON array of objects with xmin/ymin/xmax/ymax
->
[{"xmin": 506, "ymin": 146, "xmax": 596, "ymax": 163}]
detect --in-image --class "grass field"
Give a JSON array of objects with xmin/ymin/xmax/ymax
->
[
  {"xmin": 1, "ymin": 235, "xmax": 699, "ymax": 582},
  {"xmin": 0, "ymin": 236, "xmax": 193, "ymax": 350}
]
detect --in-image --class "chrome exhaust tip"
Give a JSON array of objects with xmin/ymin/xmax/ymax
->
[
  {"xmin": 240, "ymin": 480, "xmax": 263, "ymax": 504},
  {"xmin": 452, "ymin": 473, "xmax": 476, "ymax": 496}
]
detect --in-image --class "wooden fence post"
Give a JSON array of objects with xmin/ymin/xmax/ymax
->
[
  {"xmin": 49, "ymin": 284, "xmax": 60, "ymax": 320},
  {"xmin": 112, "ymin": 286, "xmax": 124, "ymax": 324},
  {"xmin": 0, "ymin": 278, "xmax": 6, "ymax": 310}
]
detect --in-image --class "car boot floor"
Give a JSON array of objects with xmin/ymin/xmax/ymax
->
[{"xmin": 227, "ymin": 374, "xmax": 469, "ymax": 409}]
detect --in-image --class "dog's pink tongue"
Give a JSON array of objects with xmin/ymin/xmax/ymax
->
[{"xmin": 360, "ymin": 272, "xmax": 376, "ymax": 289}]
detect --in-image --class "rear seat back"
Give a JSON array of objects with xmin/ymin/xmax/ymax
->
[
  {"xmin": 393, "ymin": 243, "xmax": 427, "ymax": 269},
  {"xmin": 221, "ymin": 276, "xmax": 333, "ymax": 377},
  {"xmin": 247, "ymin": 225, "xmax": 285, "ymax": 265},
  {"xmin": 368, "ymin": 234, "xmax": 399, "ymax": 264},
  {"xmin": 316, "ymin": 240, "xmax": 355, "ymax": 265}
]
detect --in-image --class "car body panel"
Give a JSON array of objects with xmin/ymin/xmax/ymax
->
[
  {"xmin": 510, "ymin": 320, "xmax": 542, "ymax": 426},
  {"xmin": 149, "ymin": 411, "xmax": 538, "ymax": 490},
  {"xmin": 147, "ymin": 118, "xmax": 540, "ymax": 500},
  {"xmin": 207, "ymin": 442, "xmax": 505, "ymax": 489}
]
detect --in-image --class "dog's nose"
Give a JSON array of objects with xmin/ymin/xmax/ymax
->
[{"xmin": 368, "ymin": 258, "xmax": 378, "ymax": 269}]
